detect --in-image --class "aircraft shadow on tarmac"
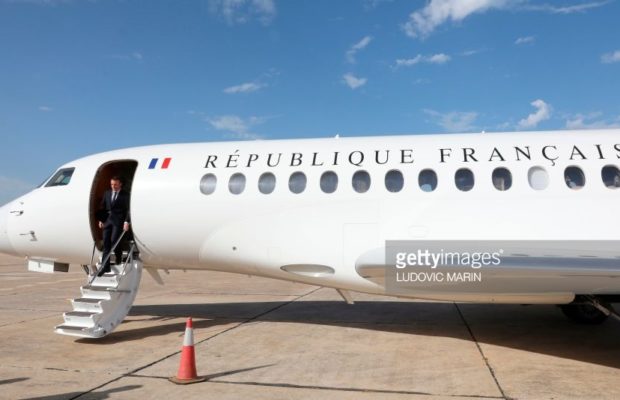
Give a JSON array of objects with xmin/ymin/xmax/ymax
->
[
  {"xmin": 88, "ymin": 300, "xmax": 620, "ymax": 369},
  {"xmin": 1, "ymin": 377, "xmax": 29, "ymax": 386},
  {"xmin": 20, "ymin": 385, "xmax": 142, "ymax": 400}
]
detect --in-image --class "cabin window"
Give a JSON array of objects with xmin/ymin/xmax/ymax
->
[
  {"xmin": 199, "ymin": 173, "xmax": 217, "ymax": 195},
  {"xmin": 601, "ymin": 165, "xmax": 620, "ymax": 189},
  {"xmin": 492, "ymin": 167, "xmax": 512, "ymax": 191},
  {"xmin": 289, "ymin": 171, "xmax": 307, "ymax": 194},
  {"xmin": 455, "ymin": 168, "xmax": 474, "ymax": 192},
  {"xmin": 564, "ymin": 166, "xmax": 585, "ymax": 190},
  {"xmin": 385, "ymin": 170, "xmax": 404, "ymax": 193},
  {"xmin": 418, "ymin": 169, "xmax": 437, "ymax": 192},
  {"xmin": 228, "ymin": 173, "xmax": 246, "ymax": 195},
  {"xmin": 320, "ymin": 171, "xmax": 338, "ymax": 193},
  {"xmin": 258, "ymin": 172, "xmax": 276, "ymax": 194},
  {"xmin": 528, "ymin": 166, "xmax": 549, "ymax": 190},
  {"xmin": 352, "ymin": 170, "xmax": 371, "ymax": 193},
  {"xmin": 45, "ymin": 168, "xmax": 75, "ymax": 187}
]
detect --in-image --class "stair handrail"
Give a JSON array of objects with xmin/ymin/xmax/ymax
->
[
  {"xmin": 89, "ymin": 241, "xmax": 97, "ymax": 267},
  {"xmin": 89, "ymin": 230, "xmax": 127, "ymax": 284},
  {"xmin": 119, "ymin": 242, "xmax": 137, "ymax": 276}
]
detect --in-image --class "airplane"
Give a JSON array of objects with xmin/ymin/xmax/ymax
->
[{"xmin": 1, "ymin": 128, "xmax": 620, "ymax": 338}]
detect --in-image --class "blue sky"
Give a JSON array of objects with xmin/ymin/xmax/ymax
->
[{"xmin": 0, "ymin": 0, "xmax": 619, "ymax": 204}]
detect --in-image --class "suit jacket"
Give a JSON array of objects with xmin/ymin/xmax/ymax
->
[{"xmin": 100, "ymin": 189, "xmax": 130, "ymax": 227}]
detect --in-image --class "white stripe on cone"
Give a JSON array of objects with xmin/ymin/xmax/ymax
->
[{"xmin": 183, "ymin": 327, "xmax": 194, "ymax": 346}]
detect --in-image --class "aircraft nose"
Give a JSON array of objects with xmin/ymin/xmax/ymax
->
[{"xmin": 0, "ymin": 203, "xmax": 17, "ymax": 256}]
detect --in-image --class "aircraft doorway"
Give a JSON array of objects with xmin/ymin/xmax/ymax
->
[{"xmin": 89, "ymin": 160, "xmax": 138, "ymax": 251}]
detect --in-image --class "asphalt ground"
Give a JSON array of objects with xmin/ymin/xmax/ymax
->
[{"xmin": 1, "ymin": 253, "xmax": 619, "ymax": 400}]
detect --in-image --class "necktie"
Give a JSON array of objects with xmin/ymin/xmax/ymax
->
[{"xmin": 112, "ymin": 192, "xmax": 118, "ymax": 203}]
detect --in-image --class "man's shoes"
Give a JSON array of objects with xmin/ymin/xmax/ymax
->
[{"xmin": 97, "ymin": 267, "xmax": 111, "ymax": 277}]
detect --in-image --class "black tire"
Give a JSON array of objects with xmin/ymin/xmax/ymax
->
[{"xmin": 560, "ymin": 303, "xmax": 610, "ymax": 324}]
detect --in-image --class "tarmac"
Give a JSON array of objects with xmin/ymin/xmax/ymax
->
[{"xmin": 1, "ymin": 253, "xmax": 620, "ymax": 400}]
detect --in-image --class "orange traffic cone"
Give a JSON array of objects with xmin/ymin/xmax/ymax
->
[{"xmin": 169, "ymin": 318, "xmax": 206, "ymax": 384}]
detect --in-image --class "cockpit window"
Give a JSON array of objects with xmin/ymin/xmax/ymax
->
[
  {"xmin": 37, "ymin": 173, "xmax": 54, "ymax": 188},
  {"xmin": 45, "ymin": 168, "xmax": 75, "ymax": 187}
]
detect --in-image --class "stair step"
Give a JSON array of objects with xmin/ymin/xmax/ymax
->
[
  {"xmin": 65, "ymin": 311, "xmax": 97, "ymax": 317},
  {"xmin": 94, "ymin": 263, "xmax": 127, "ymax": 275},
  {"xmin": 81, "ymin": 286, "xmax": 114, "ymax": 300},
  {"xmin": 82, "ymin": 285, "xmax": 129, "ymax": 293},
  {"xmin": 63, "ymin": 311, "xmax": 99, "ymax": 328},
  {"xmin": 54, "ymin": 324, "xmax": 106, "ymax": 339},
  {"xmin": 73, "ymin": 298, "xmax": 101, "ymax": 304},
  {"xmin": 111, "ymin": 264, "xmax": 127, "ymax": 274},
  {"xmin": 90, "ymin": 274, "xmax": 120, "ymax": 288},
  {"xmin": 55, "ymin": 324, "xmax": 86, "ymax": 332},
  {"xmin": 71, "ymin": 298, "xmax": 104, "ymax": 313},
  {"xmin": 100, "ymin": 271, "xmax": 117, "ymax": 276}
]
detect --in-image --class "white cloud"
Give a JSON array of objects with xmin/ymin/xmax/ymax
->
[
  {"xmin": 209, "ymin": 0, "xmax": 276, "ymax": 25},
  {"xmin": 394, "ymin": 53, "xmax": 451, "ymax": 68},
  {"xmin": 395, "ymin": 55, "xmax": 423, "ymax": 67},
  {"xmin": 515, "ymin": 36, "xmax": 535, "ymax": 45},
  {"xmin": 523, "ymin": 1, "xmax": 610, "ymax": 14},
  {"xmin": 0, "ymin": 176, "xmax": 34, "ymax": 206},
  {"xmin": 427, "ymin": 53, "xmax": 451, "ymax": 64},
  {"xmin": 461, "ymin": 49, "xmax": 484, "ymax": 56},
  {"xmin": 224, "ymin": 131, "xmax": 264, "ymax": 140},
  {"xmin": 346, "ymin": 35, "xmax": 373, "ymax": 63},
  {"xmin": 423, "ymin": 109, "xmax": 478, "ymax": 132},
  {"xmin": 206, "ymin": 115, "xmax": 266, "ymax": 138},
  {"xmin": 518, "ymin": 99, "xmax": 552, "ymax": 129},
  {"xmin": 496, "ymin": 121, "xmax": 512, "ymax": 130},
  {"xmin": 403, "ymin": 0, "xmax": 513, "ymax": 39},
  {"xmin": 342, "ymin": 73, "xmax": 367, "ymax": 89},
  {"xmin": 109, "ymin": 52, "xmax": 144, "ymax": 61},
  {"xmin": 223, "ymin": 82, "xmax": 265, "ymax": 94},
  {"xmin": 38, "ymin": 106, "xmax": 53, "ymax": 112},
  {"xmin": 402, "ymin": 1, "xmax": 609, "ymax": 39},
  {"xmin": 601, "ymin": 50, "xmax": 620, "ymax": 64},
  {"xmin": 565, "ymin": 112, "xmax": 620, "ymax": 129}
]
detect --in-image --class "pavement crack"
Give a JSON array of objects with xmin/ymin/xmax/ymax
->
[
  {"xmin": 120, "ymin": 374, "xmax": 505, "ymax": 399},
  {"xmin": 0, "ymin": 313, "xmax": 59, "ymax": 329},
  {"xmin": 5, "ymin": 365, "xmax": 34, "ymax": 370},
  {"xmin": 208, "ymin": 379, "xmax": 505, "ymax": 399},
  {"xmin": 454, "ymin": 303, "xmax": 510, "ymax": 400}
]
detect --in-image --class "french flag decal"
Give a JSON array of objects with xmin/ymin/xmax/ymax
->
[{"xmin": 148, "ymin": 157, "xmax": 172, "ymax": 169}]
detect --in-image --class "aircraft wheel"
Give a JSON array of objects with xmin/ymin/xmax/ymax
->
[{"xmin": 560, "ymin": 302, "xmax": 610, "ymax": 324}]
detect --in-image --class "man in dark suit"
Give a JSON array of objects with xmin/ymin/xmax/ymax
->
[{"xmin": 98, "ymin": 176, "xmax": 131, "ymax": 276}]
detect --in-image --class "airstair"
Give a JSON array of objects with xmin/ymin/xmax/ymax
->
[{"xmin": 55, "ymin": 240, "xmax": 142, "ymax": 338}]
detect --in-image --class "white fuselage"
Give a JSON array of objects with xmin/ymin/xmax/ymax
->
[{"xmin": 1, "ymin": 130, "xmax": 619, "ymax": 304}]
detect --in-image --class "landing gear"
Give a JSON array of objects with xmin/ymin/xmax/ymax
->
[
  {"xmin": 560, "ymin": 304, "xmax": 609, "ymax": 324},
  {"xmin": 560, "ymin": 296, "xmax": 619, "ymax": 324}
]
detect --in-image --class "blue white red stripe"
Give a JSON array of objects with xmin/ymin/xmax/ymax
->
[{"xmin": 148, "ymin": 157, "xmax": 172, "ymax": 169}]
